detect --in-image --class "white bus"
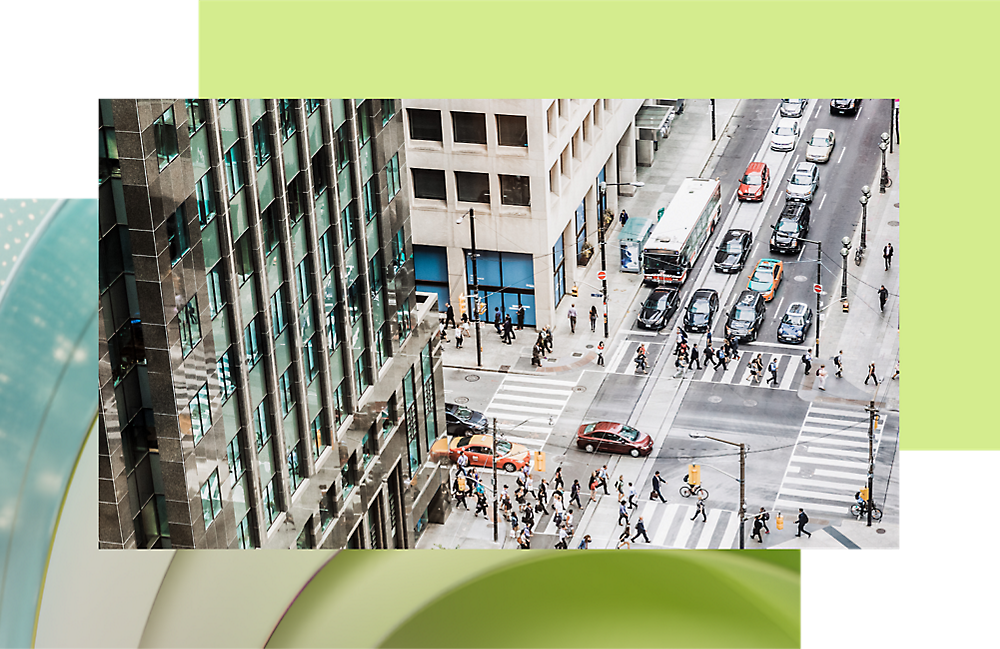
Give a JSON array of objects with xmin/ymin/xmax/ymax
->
[{"xmin": 641, "ymin": 177, "xmax": 721, "ymax": 284}]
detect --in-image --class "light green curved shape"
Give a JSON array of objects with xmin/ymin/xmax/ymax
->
[
  {"xmin": 0, "ymin": 200, "xmax": 98, "ymax": 648},
  {"xmin": 267, "ymin": 550, "xmax": 798, "ymax": 649}
]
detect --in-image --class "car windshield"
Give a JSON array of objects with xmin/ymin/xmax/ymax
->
[
  {"xmin": 644, "ymin": 294, "xmax": 671, "ymax": 310},
  {"xmin": 454, "ymin": 406, "xmax": 472, "ymax": 420},
  {"xmin": 782, "ymin": 314, "xmax": 804, "ymax": 326},
  {"xmin": 791, "ymin": 173, "xmax": 811, "ymax": 185},
  {"xmin": 496, "ymin": 440, "xmax": 513, "ymax": 455},
  {"xmin": 776, "ymin": 126, "xmax": 794, "ymax": 136},
  {"xmin": 690, "ymin": 300, "xmax": 710, "ymax": 314},
  {"xmin": 752, "ymin": 267, "xmax": 773, "ymax": 281},
  {"xmin": 809, "ymin": 137, "xmax": 827, "ymax": 146},
  {"xmin": 734, "ymin": 306, "xmax": 756, "ymax": 321},
  {"xmin": 742, "ymin": 172, "xmax": 762, "ymax": 185},
  {"xmin": 777, "ymin": 220, "xmax": 798, "ymax": 233},
  {"xmin": 619, "ymin": 426, "xmax": 640, "ymax": 441}
]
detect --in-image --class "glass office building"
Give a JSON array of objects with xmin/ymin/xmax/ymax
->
[{"xmin": 98, "ymin": 99, "xmax": 450, "ymax": 549}]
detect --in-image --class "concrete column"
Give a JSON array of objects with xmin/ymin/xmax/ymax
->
[
  {"xmin": 447, "ymin": 245, "xmax": 470, "ymax": 321},
  {"xmin": 617, "ymin": 122, "xmax": 637, "ymax": 195},
  {"xmin": 585, "ymin": 183, "xmax": 599, "ymax": 257}
]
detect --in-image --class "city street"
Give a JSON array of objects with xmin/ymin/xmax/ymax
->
[{"xmin": 418, "ymin": 99, "xmax": 900, "ymax": 551}]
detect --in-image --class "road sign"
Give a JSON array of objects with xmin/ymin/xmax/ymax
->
[
  {"xmin": 813, "ymin": 284, "xmax": 822, "ymax": 294},
  {"xmin": 591, "ymin": 293, "xmax": 602, "ymax": 298},
  {"xmin": 597, "ymin": 270, "xmax": 607, "ymax": 281}
]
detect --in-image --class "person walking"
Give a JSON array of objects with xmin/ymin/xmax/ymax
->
[
  {"xmin": 614, "ymin": 474, "xmax": 624, "ymax": 497},
  {"xmin": 454, "ymin": 481, "xmax": 469, "ymax": 510},
  {"xmin": 833, "ymin": 350, "xmax": 844, "ymax": 378},
  {"xmin": 747, "ymin": 353, "xmax": 761, "ymax": 383},
  {"xmin": 635, "ymin": 345, "xmax": 647, "ymax": 374},
  {"xmin": 444, "ymin": 302, "xmax": 457, "ymax": 329},
  {"xmin": 516, "ymin": 303, "xmax": 525, "ymax": 330},
  {"xmin": 704, "ymin": 343, "xmax": 716, "ymax": 369},
  {"xmin": 588, "ymin": 472, "xmax": 599, "ymax": 502},
  {"xmin": 619, "ymin": 209, "xmax": 629, "ymax": 227},
  {"xmin": 627, "ymin": 482, "xmax": 637, "ymax": 509},
  {"xmin": 883, "ymin": 242, "xmax": 894, "ymax": 270},
  {"xmin": 758, "ymin": 507, "xmax": 771, "ymax": 535},
  {"xmin": 691, "ymin": 498, "xmax": 707, "ymax": 522},
  {"xmin": 651, "ymin": 471, "xmax": 668, "ymax": 503},
  {"xmin": 751, "ymin": 513, "xmax": 764, "ymax": 543},
  {"xmin": 816, "ymin": 365, "xmax": 828, "ymax": 390},
  {"xmin": 767, "ymin": 357, "xmax": 780, "ymax": 386},
  {"xmin": 505, "ymin": 314, "xmax": 516, "ymax": 340},
  {"xmin": 618, "ymin": 499, "xmax": 629, "ymax": 526},
  {"xmin": 617, "ymin": 525, "xmax": 632, "ymax": 549},
  {"xmin": 892, "ymin": 360, "xmax": 899, "ymax": 380},
  {"xmin": 455, "ymin": 323, "xmax": 464, "ymax": 348},
  {"xmin": 439, "ymin": 321, "xmax": 449, "ymax": 343},
  {"xmin": 795, "ymin": 508, "xmax": 812, "ymax": 538},
  {"xmin": 493, "ymin": 307, "xmax": 502, "ymax": 334},
  {"xmin": 474, "ymin": 491, "xmax": 488, "ymax": 517},
  {"xmin": 688, "ymin": 344, "xmax": 701, "ymax": 370},
  {"xmin": 552, "ymin": 467, "xmax": 564, "ymax": 491},
  {"xmin": 728, "ymin": 335, "xmax": 740, "ymax": 360},
  {"xmin": 865, "ymin": 362, "xmax": 879, "ymax": 385},
  {"xmin": 598, "ymin": 465, "xmax": 610, "ymax": 495},
  {"xmin": 632, "ymin": 516, "xmax": 651, "ymax": 543},
  {"xmin": 531, "ymin": 344, "xmax": 542, "ymax": 368},
  {"xmin": 555, "ymin": 525, "xmax": 569, "ymax": 549},
  {"xmin": 705, "ymin": 329, "xmax": 712, "ymax": 349},
  {"xmin": 570, "ymin": 479, "xmax": 583, "ymax": 508},
  {"xmin": 801, "ymin": 349, "xmax": 812, "ymax": 375},
  {"xmin": 501, "ymin": 317, "xmax": 514, "ymax": 345},
  {"xmin": 567, "ymin": 304, "xmax": 578, "ymax": 333},
  {"xmin": 716, "ymin": 347, "xmax": 728, "ymax": 371},
  {"xmin": 544, "ymin": 327, "xmax": 554, "ymax": 353},
  {"xmin": 589, "ymin": 305, "xmax": 598, "ymax": 333},
  {"xmin": 577, "ymin": 534, "xmax": 592, "ymax": 549},
  {"xmin": 675, "ymin": 327, "xmax": 688, "ymax": 356},
  {"xmin": 878, "ymin": 285, "xmax": 889, "ymax": 312},
  {"xmin": 596, "ymin": 340, "xmax": 605, "ymax": 366}
]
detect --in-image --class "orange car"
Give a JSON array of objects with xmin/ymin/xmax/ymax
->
[
  {"xmin": 747, "ymin": 258, "xmax": 783, "ymax": 302},
  {"xmin": 430, "ymin": 434, "xmax": 531, "ymax": 472},
  {"xmin": 737, "ymin": 162, "xmax": 769, "ymax": 201}
]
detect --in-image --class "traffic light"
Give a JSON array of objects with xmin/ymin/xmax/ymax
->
[
  {"xmin": 688, "ymin": 464, "xmax": 701, "ymax": 486},
  {"xmin": 571, "ymin": 284, "xmax": 578, "ymax": 298},
  {"xmin": 860, "ymin": 487, "xmax": 869, "ymax": 500},
  {"xmin": 873, "ymin": 414, "xmax": 880, "ymax": 431}
]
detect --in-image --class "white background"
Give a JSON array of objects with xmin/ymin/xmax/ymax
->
[{"xmin": 2, "ymin": 2, "xmax": 995, "ymax": 647}]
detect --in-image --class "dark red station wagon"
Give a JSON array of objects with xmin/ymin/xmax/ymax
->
[{"xmin": 576, "ymin": 422, "xmax": 653, "ymax": 457}]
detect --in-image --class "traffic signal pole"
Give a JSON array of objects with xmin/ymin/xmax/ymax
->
[
  {"xmin": 866, "ymin": 401, "xmax": 878, "ymax": 527},
  {"xmin": 492, "ymin": 417, "xmax": 498, "ymax": 543}
]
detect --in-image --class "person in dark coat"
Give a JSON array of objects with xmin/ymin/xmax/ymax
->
[
  {"xmin": 751, "ymin": 514, "xmax": 764, "ymax": 543},
  {"xmin": 516, "ymin": 303, "xmax": 525, "ymax": 330},
  {"xmin": 651, "ymin": 471, "xmax": 668, "ymax": 503},
  {"xmin": 691, "ymin": 498, "xmax": 707, "ymax": 522},
  {"xmin": 631, "ymin": 516, "xmax": 651, "ymax": 543},
  {"xmin": 590, "ymin": 305, "xmax": 598, "ymax": 332},
  {"xmin": 444, "ymin": 302, "xmax": 457, "ymax": 328},
  {"xmin": 878, "ymin": 285, "xmax": 889, "ymax": 312},
  {"xmin": 570, "ymin": 479, "xmax": 583, "ymax": 508},
  {"xmin": 493, "ymin": 307, "xmax": 502, "ymax": 334},
  {"xmin": 795, "ymin": 508, "xmax": 812, "ymax": 538}
]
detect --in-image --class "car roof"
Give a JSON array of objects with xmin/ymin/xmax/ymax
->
[
  {"xmin": 737, "ymin": 290, "xmax": 760, "ymax": 304},
  {"xmin": 811, "ymin": 128, "xmax": 834, "ymax": 138},
  {"xmin": 780, "ymin": 202, "xmax": 807, "ymax": 218},
  {"xmin": 786, "ymin": 302, "xmax": 809, "ymax": 315},
  {"xmin": 794, "ymin": 162, "xmax": 816, "ymax": 173},
  {"xmin": 692, "ymin": 288, "xmax": 717, "ymax": 299},
  {"xmin": 584, "ymin": 421, "xmax": 623, "ymax": 433},
  {"xmin": 777, "ymin": 117, "xmax": 798, "ymax": 127},
  {"xmin": 745, "ymin": 161, "xmax": 766, "ymax": 173},
  {"xmin": 650, "ymin": 287, "xmax": 678, "ymax": 297},
  {"xmin": 757, "ymin": 258, "xmax": 780, "ymax": 268}
]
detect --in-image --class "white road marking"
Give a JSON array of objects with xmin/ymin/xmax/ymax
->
[
  {"xmin": 771, "ymin": 296, "xmax": 784, "ymax": 321},
  {"xmin": 837, "ymin": 147, "xmax": 846, "ymax": 164},
  {"xmin": 782, "ymin": 476, "xmax": 859, "ymax": 491},
  {"xmin": 745, "ymin": 340, "xmax": 810, "ymax": 351},
  {"xmin": 502, "ymin": 376, "xmax": 579, "ymax": 386},
  {"xmin": 491, "ymin": 394, "xmax": 568, "ymax": 406},
  {"xmin": 799, "ymin": 436, "xmax": 872, "ymax": 448},
  {"xmin": 729, "ymin": 188, "xmax": 738, "ymax": 205},
  {"xmin": 720, "ymin": 512, "xmax": 741, "ymax": 548},
  {"xmin": 805, "ymin": 446, "xmax": 870, "ymax": 460},
  {"xmin": 774, "ymin": 500, "xmax": 846, "ymax": 515},
  {"xmin": 671, "ymin": 513, "xmax": 697, "ymax": 548},
  {"xmin": 818, "ymin": 192, "xmax": 827, "ymax": 210},
  {"xmin": 809, "ymin": 407, "xmax": 868, "ymax": 418},
  {"xmin": 695, "ymin": 508, "xmax": 723, "ymax": 549},
  {"xmin": 652, "ymin": 505, "xmax": 680, "ymax": 546},
  {"xmin": 499, "ymin": 385, "xmax": 574, "ymax": 396},
  {"xmin": 855, "ymin": 104, "xmax": 863, "ymax": 120}
]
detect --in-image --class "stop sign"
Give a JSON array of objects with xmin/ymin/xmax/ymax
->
[
  {"xmin": 813, "ymin": 284, "xmax": 822, "ymax": 293},
  {"xmin": 597, "ymin": 271, "xmax": 607, "ymax": 281}
]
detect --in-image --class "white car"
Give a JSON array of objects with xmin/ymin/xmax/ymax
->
[
  {"xmin": 770, "ymin": 118, "xmax": 799, "ymax": 152},
  {"xmin": 785, "ymin": 162, "xmax": 819, "ymax": 202},
  {"xmin": 805, "ymin": 128, "xmax": 836, "ymax": 163}
]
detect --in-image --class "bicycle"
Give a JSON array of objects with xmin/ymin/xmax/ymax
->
[
  {"xmin": 881, "ymin": 168, "xmax": 893, "ymax": 188},
  {"xmin": 849, "ymin": 502, "xmax": 883, "ymax": 521},
  {"xmin": 679, "ymin": 484, "xmax": 710, "ymax": 500},
  {"xmin": 854, "ymin": 245, "xmax": 865, "ymax": 266}
]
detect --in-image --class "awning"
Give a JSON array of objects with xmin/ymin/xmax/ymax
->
[{"xmin": 636, "ymin": 104, "xmax": 675, "ymax": 141}]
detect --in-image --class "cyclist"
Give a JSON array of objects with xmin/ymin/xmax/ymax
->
[{"xmin": 854, "ymin": 491, "xmax": 868, "ymax": 515}]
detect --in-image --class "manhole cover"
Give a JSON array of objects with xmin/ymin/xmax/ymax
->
[
  {"xmin": 743, "ymin": 399, "xmax": 757, "ymax": 407},
  {"xmin": 793, "ymin": 275, "xmax": 808, "ymax": 282},
  {"xmin": 499, "ymin": 365, "xmax": 510, "ymax": 373},
  {"xmin": 888, "ymin": 220, "xmax": 899, "ymax": 226},
  {"xmin": 585, "ymin": 344, "xmax": 594, "ymax": 349},
  {"xmin": 454, "ymin": 396, "xmax": 469, "ymax": 404},
  {"xmin": 572, "ymin": 352, "xmax": 583, "ymax": 358},
  {"xmin": 708, "ymin": 395, "xmax": 722, "ymax": 403},
  {"xmin": 876, "ymin": 528, "xmax": 886, "ymax": 534},
  {"xmin": 573, "ymin": 386, "xmax": 587, "ymax": 393},
  {"xmin": 465, "ymin": 374, "xmax": 480, "ymax": 382},
  {"xmin": 547, "ymin": 358, "xmax": 557, "ymax": 363}
]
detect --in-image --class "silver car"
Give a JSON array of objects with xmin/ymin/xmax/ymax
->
[
  {"xmin": 785, "ymin": 162, "xmax": 819, "ymax": 202},
  {"xmin": 769, "ymin": 118, "xmax": 800, "ymax": 152},
  {"xmin": 805, "ymin": 128, "xmax": 836, "ymax": 163}
]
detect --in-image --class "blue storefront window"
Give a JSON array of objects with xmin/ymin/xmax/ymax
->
[
  {"xmin": 413, "ymin": 245, "xmax": 450, "ymax": 313},
  {"xmin": 553, "ymin": 234, "xmax": 565, "ymax": 306},
  {"xmin": 464, "ymin": 250, "xmax": 536, "ymax": 327}
]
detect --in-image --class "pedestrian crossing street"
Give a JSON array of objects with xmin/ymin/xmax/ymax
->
[
  {"xmin": 483, "ymin": 375, "xmax": 577, "ymax": 451},
  {"xmin": 773, "ymin": 402, "xmax": 888, "ymax": 519},
  {"xmin": 598, "ymin": 501, "xmax": 740, "ymax": 549}
]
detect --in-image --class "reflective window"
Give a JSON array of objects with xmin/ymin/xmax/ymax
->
[
  {"xmin": 500, "ymin": 175, "xmax": 530, "ymax": 206},
  {"xmin": 200, "ymin": 468, "xmax": 222, "ymax": 529},
  {"xmin": 407, "ymin": 108, "xmax": 442, "ymax": 141},
  {"xmin": 185, "ymin": 99, "xmax": 206, "ymax": 136},
  {"xmin": 244, "ymin": 316, "xmax": 261, "ymax": 368},
  {"xmin": 497, "ymin": 114, "xmax": 528, "ymax": 147},
  {"xmin": 362, "ymin": 179, "xmax": 377, "ymax": 222},
  {"xmin": 178, "ymin": 294, "xmax": 202, "ymax": 357},
  {"xmin": 456, "ymin": 171, "xmax": 490, "ymax": 203},
  {"xmin": 312, "ymin": 150, "xmax": 328, "ymax": 197},
  {"xmin": 357, "ymin": 101, "xmax": 372, "ymax": 145},
  {"xmin": 154, "ymin": 106, "xmax": 179, "ymax": 170},
  {"xmin": 253, "ymin": 400, "xmax": 272, "ymax": 452},
  {"xmin": 279, "ymin": 368, "xmax": 295, "ymax": 415},
  {"xmin": 335, "ymin": 123, "xmax": 350, "ymax": 171},
  {"xmin": 207, "ymin": 265, "xmax": 226, "ymax": 317},
  {"xmin": 166, "ymin": 204, "xmax": 189, "ymax": 266},
  {"xmin": 280, "ymin": 99, "xmax": 296, "ymax": 140},
  {"xmin": 217, "ymin": 347, "xmax": 236, "ymax": 402},
  {"xmin": 223, "ymin": 143, "xmax": 245, "ymax": 200},
  {"xmin": 189, "ymin": 383, "xmax": 212, "ymax": 444},
  {"xmin": 195, "ymin": 173, "xmax": 217, "ymax": 227},
  {"xmin": 386, "ymin": 154, "xmax": 401, "ymax": 200},
  {"xmin": 381, "ymin": 99, "xmax": 396, "ymax": 125},
  {"xmin": 412, "ymin": 168, "xmax": 446, "ymax": 200},
  {"xmin": 295, "ymin": 258, "xmax": 313, "ymax": 305},
  {"xmin": 287, "ymin": 439, "xmax": 303, "ymax": 493},
  {"xmin": 227, "ymin": 435, "xmax": 244, "ymax": 488},
  {"xmin": 252, "ymin": 116, "xmax": 272, "ymax": 168},
  {"xmin": 312, "ymin": 412, "xmax": 328, "ymax": 460},
  {"xmin": 341, "ymin": 200, "xmax": 357, "ymax": 247},
  {"xmin": 452, "ymin": 111, "xmax": 487, "ymax": 144},
  {"xmin": 262, "ymin": 203, "xmax": 280, "ymax": 253},
  {"xmin": 270, "ymin": 285, "xmax": 288, "ymax": 338}
]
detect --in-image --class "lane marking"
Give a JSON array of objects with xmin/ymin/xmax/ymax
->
[
  {"xmin": 809, "ymin": 407, "xmax": 869, "ymax": 418},
  {"xmin": 695, "ymin": 508, "xmax": 723, "ymax": 549},
  {"xmin": 652, "ymin": 504, "xmax": 680, "ymax": 546},
  {"xmin": 720, "ymin": 511, "xmax": 741, "ymax": 549},
  {"xmin": 774, "ymin": 499, "xmax": 847, "ymax": 515},
  {"xmin": 499, "ymin": 385, "xmax": 574, "ymax": 396},
  {"xmin": 818, "ymin": 192, "xmax": 827, "ymax": 211},
  {"xmin": 782, "ymin": 476, "xmax": 862, "ymax": 491},
  {"xmin": 837, "ymin": 147, "xmax": 846, "ymax": 164}
]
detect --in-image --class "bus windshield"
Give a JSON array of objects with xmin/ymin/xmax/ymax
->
[{"xmin": 644, "ymin": 253, "xmax": 684, "ymax": 275}]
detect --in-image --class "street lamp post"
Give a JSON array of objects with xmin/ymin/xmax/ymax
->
[
  {"xmin": 879, "ymin": 132, "xmax": 890, "ymax": 194},
  {"xmin": 597, "ymin": 181, "xmax": 644, "ymax": 339},
  {"xmin": 865, "ymin": 401, "xmax": 878, "ymax": 528},
  {"xmin": 774, "ymin": 225, "xmax": 823, "ymax": 358},
  {"xmin": 840, "ymin": 236, "xmax": 851, "ymax": 302},
  {"xmin": 859, "ymin": 185, "xmax": 871, "ymax": 251},
  {"xmin": 689, "ymin": 432, "xmax": 747, "ymax": 549},
  {"xmin": 492, "ymin": 418, "xmax": 498, "ymax": 542},
  {"xmin": 456, "ymin": 209, "xmax": 482, "ymax": 367}
]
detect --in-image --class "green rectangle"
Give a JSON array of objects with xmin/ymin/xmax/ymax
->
[
  {"xmin": 265, "ymin": 246, "xmax": 283, "ymax": 293},
  {"xmin": 343, "ymin": 244, "xmax": 358, "ymax": 286},
  {"xmin": 257, "ymin": 160, "xmax": 274, "ymax": 209},
  {"xmin": 307, "ymin": 377, "xmax": 321, "ymax": 423},
  {"xmin": 212, "ymin": 310, "xmax": 231, "ymax": 351},
  {"xmin": 218, "ymin": 101, "xmax": 238, "ymax": 153},
  {"xmin": 337, "ymin": 165, "xmax": 352, "ymax": 207},
  {"xmin": 291, "ymin": 218, "xmax": 307, "ymax": 264},
  {"xmin": 365, "ymin": 219, "xmax": 379, "ymax": 260},
  {"xmin": 274, "ymin": 328, "xmax": 291, "ymax": 374},
  {"xmin": 329, "ymin": 344, "xmax": 345, "ymax": 385},
  {"xmin": 314, "ymin": 193, "xmax": 330, "ymax": 233},
  {"xmin": 190, "ymin": 128, "xmax": 211, "ymax": 180},
  {"xmin": 239, "ymin": 277, "xmax": 257, "ymax": 321},
  {"xmin": 248, "ymin": 98, "xmax": 265, "ymax": 124},
  {"xmin": 283, "ymin": 407, "xmax": 300, "ymax": 449},
  {"xmin": 248, "ymin": 359, "xmax": 266, "ymax": 408},
  {"xmin": 283, "ymin": 136, "xmax": 300, "ymax": 184},
  {"xmin": 358, "ymin": 142, "xmax": 372, "ymax": 181},
  {"xmin": 329, "ymin": 99, "xmax": 346, "ymax": 130},
  {"xmin": 308, "ymin": 109, "xmax": 323, "ymax": 157},
  {"xmin": 201, "ymin": 218, "xmax": 220, "ymax": 269},
  {"xmin": 228, "ymin": 189, "xmax": 247, "ymax": 241},
  {"xmin": 222, "ymin": 397, "xmax": 241, "ymax": 443}
]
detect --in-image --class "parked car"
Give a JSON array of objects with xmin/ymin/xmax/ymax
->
[
  {"xmin": 779, "ymin": 99, "xmax": 808, "ymax": 117},
  {"xmin": 714, "ymin": 229, "xmax": 753, "ymax": 273},
  {"xmin": 785, "ymin": 162, "xmax": 819, "ymax": 202},
  {"xmin": 637, "ymin": 287, "xmax": 680, "ymax": 330},
  {"xmin": 737, "ymin": 161, "xmax": 769, "ymax": 201},
  {"xmin": 805, "ymin": 128, "xmax": 836, "ymax": 163},
  {"xmin": 576, "ymin": 422, "xmax": 653, "ymax": 458},
  {"xmin": 446, "ymin": 403, "xmax": 488, "ymax": 436},
  {"xmin": 746, "ymin": 258, "xmax": 783, "ymax": 302},
  {"xmin": 777, "ymin": 302, "xmax": 813, "ymax": 344},
  {"xmin": 725, "ymin": 290, "xmax": 767, "ymax": 342},
  {"xmin": 683, "ymin": 288, "xmax": 720, "ymax": 333},
  {"xmin": 770, "ymin": 117, "xmax": 800, "ymax": 152},
  {"xmin": 769, "ymin": 202, "xmax": 811, "ymax": 254},
  {"xmin": 430, "ymin": 434, "xmax": 530, "ymax": 472},
  {"xmin": 830, "ymin": 99, "xmax": 861, "ymax": 115}
]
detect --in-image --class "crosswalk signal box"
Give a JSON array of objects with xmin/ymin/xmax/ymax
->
[
  {"xmin": 534, "ymin": 451, "xmax": 546, "ymax": 473},
  {"xmin": 688, "ymin": 464, "xmax": 701, "ymax": 486},
  {"xmin": 860, "ymin": 487, "xmax": 869, "ymax": 500},
  {"xmin": 776, "ymin": 513, "xmax": 784, "ymax": 530}
]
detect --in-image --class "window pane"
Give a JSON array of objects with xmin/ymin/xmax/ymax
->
[
  {"xmin": 407, "ymin": 108, "xmax": 442, "ymax": 141},
  {"xmin": 224, "ymin": 144, "xmax": 245, "ymax": 200},
  {"xmin": 186, "ymin": 100, "xmax": 206, "ymax": 136},
  {"xmin": 497, "ymin": 114, "xmax": 528, "ymax": 147},
  {"xmin": 500, "ymin": 175, "xmax": 530, "ymax": 206},
  {"xmin": 280, "ymin": 100, "xmax": 296, "ymax": 140},
  {"xmin": 362, "ymin": 180, "xmax": 377, "ymax": 222},
  {"xmin": 244, "ymin": 317, "xmax": 260, "ymax": 368},
  {"xmin": 166, "ymin": 205, "xmax": 189, "ymax": 266},
  {"xmin": 217, "ymin": 348, "xmax": 235, "ymax": 401},
  {"xmin": 270, "ymin": 285, "xmax": 287, "ymax": 338},
  {"xmin": 335, "ymin": 124, "xmax": 350, "ymax": 171},
  {"xmin": 455, "ymin": 172, "xmax": 490, "ymax": 203},
  {"xmin": 341, "ymin": 201, "xmax": 357, "ymax": 247},
  {"xmin": 412, "ymin": 169, "xmax": 446, "ymax": 200},
  {"xmin": 382, "ymin": 99, "xmax": 395, "ymax": 125},
  {"xmin": 207, "ymin": 265, "xmax": 226, "ymax": 317},
  {"xmin": 452, "ymin": 112, "xmax": 487, "ymax": 144},
  {"xmin": 252, "ymin": 117, "xmax": 272, "ymax": 168},
  {"xmin": 287, "ymin": 175, "xmax": 304, "ymax": 222},
  {"xmin": 312, "ymin": 150, "xmax": 328, "ymax": 197},
  {"xmin": 195, "ymin": 173, "xmax": 218, "ymax": 227},
  {"xmin": 154, "ymin": 106, "xmax": 179, "ymax": 170},
  {"xmin": 357, "ymin": 101, "xmax": 372, "ymax": 144}
]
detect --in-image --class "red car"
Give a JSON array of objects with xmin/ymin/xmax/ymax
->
[
  {"xmin": 576, "ymin": 422, "xmax": 653, "ymax": 457},
  {"xmin": 737, "ymin": 162, "xmax": 769, "ymax": 201}
]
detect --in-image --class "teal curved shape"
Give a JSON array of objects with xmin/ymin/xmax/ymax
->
[{"xmin": 0, "ymin": 200, "xmax": 97, "ymax": 647}]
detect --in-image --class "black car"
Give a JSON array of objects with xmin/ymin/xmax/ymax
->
[
  {"xmin": 446, "ymin": 403, "xmax": 488, "ymax": 436},
  {"xmin": 779, "ymin": 99, "xmax": 807, "ymax": 117},
  {"xmin": 637, "ymin": 288, "xmax": 680, "ymax": 330},
  {"xmin": 725, "ymin": 290, "xmax": 766, "ymax": 342},
  {"xmin": 769, "ymin": 202, "xmax": 811, "ymax": 254},
  {"xmin": 714, "ymin": 229, "xmax": 753, "ymax": 273},
  {"xmin": 683, "ymin": 288, "xmax": 720, "ymax": 333},
  {"xmin": 830, "ymin": 99, "xmax": 861, "ymax": 115},
  {"xmin": 776, "ymin": 302, "xmax": 813, "ymax": 344}
]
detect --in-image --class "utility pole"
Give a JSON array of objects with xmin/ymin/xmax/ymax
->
[
  {"xmin": 889, "ymin": 99, "xmax": 894, "ymax": 154},
  {"xmin": 598, "ymin": 213, "xmax": 609, "ymax": 338},
  {"xmin": 711, "ymin": 99, "xmax": 716, "ymax": 140},
  {"xmin": 772, "ymin": 226, "xmax": 822, "ymax": 358},
  {"xmin": 738, "ymin": 442, "xmax": 746, "ymax": 550},
  {"xmin": 865, "ymin": 401, "xmax": 878, "ymax": 527},
  {"xmin": 457, "ymin": 209, "xmax": 482, "ymax": 367},
  {"xmin": 492, "ymin": 417, "xmax": 498, "ymax": 542}
]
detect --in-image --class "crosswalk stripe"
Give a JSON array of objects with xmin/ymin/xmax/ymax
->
[
  {"xmin": 782, "ymin": 476, "xmax": 860, "ymax": 491},
  {"xmin": 720, "ymin": 511, "xmax": 741, "ymax": 549},
  {"xmin": 779, "ymin": 488, "xmax": 855, "ymax": 504},
  {"xmin": 809, "ymin": 407, "xmax": 869, "ymax": 418},
  {"xmin": 651, "ymin": 504, "xmax": 679, "ymax": 546},
  {"xmin": 789, "ymin": 455, "xmax": 872, "ymax": 468},
  {"xmin": 804, "ymin": 446, "xmax": 870, "ymax": 459},
  {"xmin": 503, "ymin": 376, "xmax": 578, "ymax": 387},
  {"xmin": 778, "ymin": 355, "xmax": 799, "ymax": 390},
  {"xmin": 502, "ymin": 435, "xmax": 546, "ymax": 449},
  {"xmin": 640, "ymin": 501, "xmax": 657, "ymax": 523},
  {"xmin": 494, "ymin": 424, "xmax": 552, "ymax": 434},
  {"xmin": 799, "ymin": 436, "xmax": 871, "ymax": 448},
  {"xmin": 775, "ymin": 500, "xmax": 848, "ymax": 515},
  {"xmin": 806, "ymin": 416, "xmax": 869, "ymax": 427},
  {"xmin": 485, "ymin": 403, "xmax": 563, "ymax": 416},
  {"xmin": 695, "ymin": 509, "xmax": 723, "ymax": 548},
  {"xmin": 670, "ymin": 509, "xmax": 698, "ymax": 548},
  {"xmin": 815, "ymin": 468, "xmax": 870, "ymax": 481},
  {"xmin": 491, "ymin": 394, "xmax": 568, "ymax": 406},
  {"xmin": 800, "ymin": 426, "xmax": 872, "ymax": 438},
  {"xmin": 498, "ymin": 385, "xmax": 574, "ymax": 396}
]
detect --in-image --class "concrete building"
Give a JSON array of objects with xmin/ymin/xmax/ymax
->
[
  {"xmin": 97, "ymin": 98, "xmax": 450, "ymax": 550},
  {"xmin": 405, "ymin": 99, "xmax": 646, "ymax": 329}
]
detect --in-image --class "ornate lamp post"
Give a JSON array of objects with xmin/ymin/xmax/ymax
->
[
  {"xmin": 840, "ymin": 236, "xmax": 851, "ymax": 303},
  {"xmin": 879, "ymin": 132, "xmax": 890, "ymax": 193}
]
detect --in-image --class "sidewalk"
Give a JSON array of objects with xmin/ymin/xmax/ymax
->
[
  {"xmin": 804, "ymin": 128, "xmax": 900, "ymax": 412},
  {"xmin": 440, "ymin": 98, "xmax": 742, "ymax": 375}
]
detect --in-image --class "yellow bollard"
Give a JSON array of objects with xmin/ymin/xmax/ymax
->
[
  {"xmin": 534, "ymin": 451, "xmax": 546, "ymax": 473},
  {"xmin": 776, "ymin": 512, "xmax": 784, "ymax": 530}
]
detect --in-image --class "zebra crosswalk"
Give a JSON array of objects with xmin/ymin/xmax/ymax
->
[
  {"xmin": 483, "ymin": 375, "xmax": 577, "ymax": 450},
  {"xmin": 773, "ymin": 402, "xmax": 887, "ymax": 519},
  {"xmin": 690, "ymin": 351, "xmax": 801, "ymax": 391},
  {"xmin": 628, "ymin": 501, "xmax": 740, "ymax": 549},
  {"xmin": 606, "ymin": 340, "xmax": 667, "ymax": 375}
]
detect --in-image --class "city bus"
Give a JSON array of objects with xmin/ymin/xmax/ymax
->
[{"xmin": 641, "ymin": 177, "xmax": 721, "ymax": 284}]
